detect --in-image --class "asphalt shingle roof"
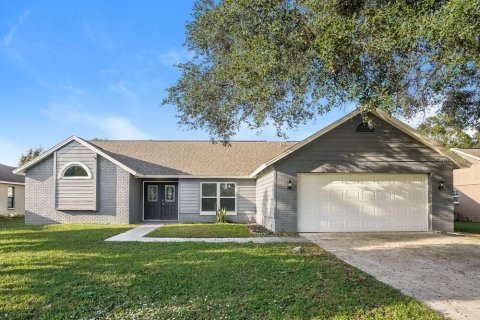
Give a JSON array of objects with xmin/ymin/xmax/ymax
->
[
  {"xmin": 89, "ymin": 140, "xmax": 297, "ymax": 176},
  {"xmin": 0, "ymin": 163, "xmax": 24, "ymax": 184}
]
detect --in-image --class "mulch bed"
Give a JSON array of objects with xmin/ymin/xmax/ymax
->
[{"xmin": 247, "ymin": 223, "xmax": 273, "ymax": 235}]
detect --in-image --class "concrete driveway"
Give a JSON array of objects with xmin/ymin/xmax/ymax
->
[{"xmin": 303, "ymin": 233, "xmax": 480, "ymax": 320}]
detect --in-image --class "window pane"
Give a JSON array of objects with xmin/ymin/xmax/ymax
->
[
  {"xmin": 220, "ymin": 183, "xmax": 235, "ymax": 197},
  {"xmin": 147, "ymin": 185, "xmax": 158, "ymax": 202},
  {"xmin": 7, "ymin": 198, "xmax": 13, "ymax": 209},
  {"xmin": 64, "ymin": 165, "xmax": 88, "ymax": 177},
  {"xmin": 202, "ymin": 183, "xmax": 217, "ymax": 197},
  {"xmin": 202, "ymin": 198, "xmax": 217, "ymax": 212},
  {"xmin": 220, "ymin": 198, "xmax": 235, "ymax": 212},
  {"xmin": 7, "ymin": 187, "xmax": 13, "ymax": 197},
  {"xmin": 165, "ymin": 185, "xmax": 175, "ymax": 202}
]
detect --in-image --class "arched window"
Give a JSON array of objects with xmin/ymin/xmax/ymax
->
[
  {"xmin": 356, "ymin": 122, "xmax": 375, "ymax": 132},
  {"xmin": 59, "ymin": 162, "xmax": 92, "ymax": 179}
]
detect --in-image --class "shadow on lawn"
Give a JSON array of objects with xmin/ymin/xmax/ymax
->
[{"xmin": 0, "ymin": 220, "xmax": 441, "ymax": 320}]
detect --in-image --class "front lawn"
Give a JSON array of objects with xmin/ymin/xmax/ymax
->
[
  {"xmin": 455, "ymin": 221, "xmax": 480, "ymax": 234},
  {"xmin": 0, "ymin": 218, "xmax": 442, "ymax": 319},
  {"xmin": 146, "ymin": 223, "xmax": 253, "ymax": 238}
]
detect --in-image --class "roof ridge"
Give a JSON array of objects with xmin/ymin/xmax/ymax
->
[{"xmin": 90, "ymin": 139, "xmax": 299, "ymax": 142}]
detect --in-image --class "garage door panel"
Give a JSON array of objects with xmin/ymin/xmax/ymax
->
[
  {"xmin": 346, "ymin": 205, "xmax": 360, "ymax": 214},
  {"xmin": 330, "ymin": 190, "xmax": 344, "ymax": 200},
  {"xmin": 298, "ymin": 173, "xmax": 428, "ymax": 232},
  {"xmin": 410, "ymin": 219, "xmax": 425, "ymax": 229},
  {"xmin": 378, "ymin": 191, "xmax": 393, "ymax": 200},
  {"xmin": 346, "ymin": 190, "xmax": 360, "ymax": 199},
  {"xmin": 362, "ymin": 190, "xmax": 375, "ymax": 200},
  {"xmin": 331, "ymin": 220, "xmax": 347, "ymax": 229},
  {"xmin": 362, "ymin": 205, "xmax": 375, "ymax": 214},
  {"xmin": 377, "ymin": 219, "xmax": 391, "ymax": 229}
]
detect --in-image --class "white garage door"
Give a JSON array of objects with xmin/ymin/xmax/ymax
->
[{"xmin": 297, "ymin": 173, "xmax": 428, "ymax": 232}]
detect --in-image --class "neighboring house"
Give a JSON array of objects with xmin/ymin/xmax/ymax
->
[
  {"xmin": 0, "ymin": 163, "xmax": 25, "ymax": 217},
  {"xmin": 450, "ymin": 148, "xmax": 480, "ymax": 222},
  {"xmin": 14, "ymin": 109, "xmax": 469, "ymax": 232}
]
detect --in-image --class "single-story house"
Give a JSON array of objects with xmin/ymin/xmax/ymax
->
[
  {"xmin": 14, "ymin": 109, "xmax": 469, "ymax": 232},
  {"xmin": 450, "ymin": 148, "xmax": 480, "ymax": 222},
  {"xmin": 0, "ymin": 163, "xmax": 25, "ymax": 217}
]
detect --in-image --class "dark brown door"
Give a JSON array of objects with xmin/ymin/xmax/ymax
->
[{"xmin": 144, "ymin": 183, "xmax": 178, "ymax": 220}]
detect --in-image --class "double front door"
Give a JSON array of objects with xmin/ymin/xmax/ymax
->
[{"xmin": 144, "ymin": 183, "xmax": 178, "ymax": 220}]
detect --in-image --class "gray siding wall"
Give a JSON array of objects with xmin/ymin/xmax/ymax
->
[
  {"xmin": 255, "ymin": 168, "xmax": 276, "ymax": 230},
  {"xmin": 273, "ymin": 114, "xmax": 454, "ymax": 232},
  {"xmin": 55, "ymin": 141, "xmax": 97, "ymax": 210},
  {"xmin": 129, "ymin": 176, "xmax": 143, "ymax": 223},
  {"xmin": 178, "ymin": 178, "xmax": 256, "ymax": 223},
  {"xmin": 25, "ymin": 155, "xmax": 131, "ymax": 225}
]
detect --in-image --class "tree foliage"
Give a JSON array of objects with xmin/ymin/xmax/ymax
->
[
  {"xmin": 418, "ymin": 115, "xmax": 479, "ymax": 148},
  {"xmin": 19, "ymin": 147, "xmax": 44, "ymax": 166},
  {"xmin": 441, "ymin": 90, "xmax": 480, "ymax": 131},
  {"xmin": 164, "ymin": 0, "xmax": 480, "ymax": 141}
]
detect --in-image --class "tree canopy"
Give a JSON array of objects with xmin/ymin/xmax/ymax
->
[
  {"xmin": 164, "ymin": 0, "xmax": 480, "ymax": 141},
  {"xmin": 418, "ymin": 115, "xmax": 479, "ymax": 148},
  {"xmin": 19, "ymin": 147, "xmax": 44, "ymax": 166}
]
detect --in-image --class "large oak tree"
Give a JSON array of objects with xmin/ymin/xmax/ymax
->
[{"xmin": 164, "ymin": 0, "xmax": 480, "ymax": 141}]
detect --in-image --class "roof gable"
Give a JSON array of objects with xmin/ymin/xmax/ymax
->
[
  {"xmin": 13, "ymin": 136, "xmax": 296, "ymax": 178},
  {"xmin": 250, "ymin": 109, "xmax": 470, "ymax": 177},
  {"xmin": 13, "ymin": 136, "xmax": 138, "ymax": 176},
  {"xmin": 14, "ymin": 109, "xmax": 469, "ymax": 179}
]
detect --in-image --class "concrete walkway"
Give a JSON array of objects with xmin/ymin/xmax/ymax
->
[
  {"xmin": 105, "ymin": 224, "xmax": 308, "ymax": 243},
  {"xmin": 305, "ymin": 232, "xmax": 480, "ymax": 320}
]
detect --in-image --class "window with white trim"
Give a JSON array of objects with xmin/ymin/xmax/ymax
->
[
  {"xmin": 59, "ymin": 162, "xmax": 92, "ymax": 179},
  {"xmin": 201, "ymin": 182, "xmax": 236, "ymax": 213},
  {"xmin": 7, "ymin": 186, "xmax": 14, "ymax": 209},
  {"xmin": 453, "ymin": 188, "xmax": 460, "ymax": 204}
]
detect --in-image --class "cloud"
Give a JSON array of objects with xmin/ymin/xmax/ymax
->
[
  {"xmin": 83, "ymin": 24, "xmax": 117, "ymax": 54},
  {"xmin": 44, "ymin": 100, "xmax": 149, "ymax": 140},
  {"xmin": 157, "ymin": 47, "xmax": 194, "ymax": 67},
  {"xmin": 109, "ymin": 81, "xmax": 138, "ymax": 105},
  {"xmin": 2, "ymin": 8, "xmax": 31, "ymax": 46}
]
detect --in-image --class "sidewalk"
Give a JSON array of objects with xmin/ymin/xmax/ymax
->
[{"xmin": 105, "ymin": 224, "xmax": 309, "ymax": 244}]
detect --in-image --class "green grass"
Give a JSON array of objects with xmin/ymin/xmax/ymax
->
[
  {"xmin": 455, "ymin": 221, "xmax": 480, "ymax": 234},
  {"xmin": 0, "ymin": 218, "xmax": 442, "ymax": 320},
  {"xmin": 146, "ymin": 223, "xmax": 253, "ymax": 238}
]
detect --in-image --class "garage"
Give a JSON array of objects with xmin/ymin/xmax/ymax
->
[{"xmin": 297, "ymin": 173, "xmax": 428, "ymax": 232}]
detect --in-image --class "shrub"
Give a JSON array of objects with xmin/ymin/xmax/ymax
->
[{"xmin": 216, "ymin": 208, "xmax": 227, "ymax": 223}]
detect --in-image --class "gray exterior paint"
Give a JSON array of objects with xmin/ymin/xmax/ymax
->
[
  {"xmin": 268, "ymin": 114, "xmax": 454, "ymax": 232},
  {"xmin": 21, "ymin": 113, "xmax": 455, "ymax": 230},
  {"xmin": 178, "ymin": 178, "xmax": 256, "ymax": 223},
  {"xmin": 55, "ymin": 141, "xmax": 97, "ymax": 211},
  {"xmin": 255, "ymin": 168, "xmax": 276, "ymax": 230},
  {"xmin": 129, "ymin": 175, "xmax": 143, "ymax": 223},
  {"xmin": 25, "ymin": 154, "xmax": 131, "ymax": 225}
]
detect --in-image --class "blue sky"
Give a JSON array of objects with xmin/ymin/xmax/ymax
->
[{"xmin": 0, "ymin": 1, "xmax": 417, "ymax": 167}]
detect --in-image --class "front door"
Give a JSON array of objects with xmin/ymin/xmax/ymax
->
[{"xmin": 144, "ymin": 183, "xmax": 178, "ymax": 220}]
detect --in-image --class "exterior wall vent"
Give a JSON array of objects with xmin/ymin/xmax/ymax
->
[{"xmin": 356, "ymin": 122, "xmax": 375, "ymax": 132}]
